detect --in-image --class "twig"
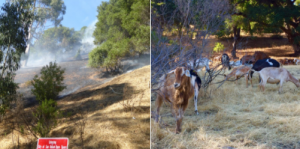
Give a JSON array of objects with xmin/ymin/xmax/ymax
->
[{"xmin": 109, "ymin": 87, "xmax": 122, "ymax": 94}]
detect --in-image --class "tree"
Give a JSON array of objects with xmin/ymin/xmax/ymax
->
[
  {"xmin": 15, "ymin": 0, "xmax": 67, "ymax": 66},
  {"xmin": 0, "ymin": 1, "xmax": 33, "ymax": 116},
  {"xmin": 152, "ymin": 0, "xmax": 190, "ymax": 38},
  {"xmin": 231, "ymin": 0, "xmax": 300, "ymax": 55},
  {"xmin": 90, "ymin": 0, "xmax": 150, "ymax": 72},
  {"xmin": 32, "ymin": 26, "xmax": 82, "ymax": 58},
  {"xmin": 151, "ymin": 0, "xmax": 232, "ymax": 93}
]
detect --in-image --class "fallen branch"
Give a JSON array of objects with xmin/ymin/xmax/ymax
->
[{"xmin": 109, "ymin": 87, "xmax": 122, "ymax": 94}]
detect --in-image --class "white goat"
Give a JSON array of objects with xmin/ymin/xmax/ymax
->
[{"xmin": 187, "ymin": 58, "xmax": 211, "ymax": 73}]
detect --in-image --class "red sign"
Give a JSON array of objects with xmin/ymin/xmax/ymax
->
[{"xmin": 37, "ymin": 138, "xmax": 68, "ymax": 149}]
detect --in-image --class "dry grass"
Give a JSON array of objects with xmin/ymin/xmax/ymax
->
[
  {"xmin": 0, "ymin": 65, "xmax": 150, "ymax": 149},
  {"xmin": 151, "ymin": 65, "xmax": 300, "ymax": 149}
]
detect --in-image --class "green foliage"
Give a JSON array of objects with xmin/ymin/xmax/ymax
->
[
  {"xmin": 152, "ymin": 0, "xmax": 185, "ymax": 34},
  {"xmin": 230, "ymin": 0, "xmax": 300, "ymax": 53},
  {"xmin": 0, "ymin": 74, "xmax": 18, "ymax": 115},
  {"xmin": 91, "ymin": 0, "xmax": 149, "ymax": 71},
  {"xmin": 31, "ymin": 62, "xmax": 66, "ymax": 102},
  {"xmin": 32, "ymin": 99, "xmax": 59, "ymax": 137},
  {"xmin": 33, "ymin": 0, "xmax": 66, "ymax": 27},
  {"xmin": 213, "ymin": 42, "xmax": 224, "ymax": 53},
  {"xmin": 88, "ymin": 44, "xmax": 108, "ymax": 68},
  {"xmin": 0, "ymin": 2, "xmax": 32, "ymax": 116},
  {"xmin": 33, "ymin": 26, "xmax": 82, "ymax": 55},
  {"xmin": 0, "ymin": 2, "xmax": 33, "ymax": 75},
  {"xmin": 212, "ymin": 20, "xmax": 232, "ymax": 38}
]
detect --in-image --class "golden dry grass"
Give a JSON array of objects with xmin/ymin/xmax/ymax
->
[
  {"xmin": 151, "ymin": 65, "xmax": 300, "ymax": 149},
  {"xmin": 0, "ymin": 65, "xmax": 150, "ymax": 149}
]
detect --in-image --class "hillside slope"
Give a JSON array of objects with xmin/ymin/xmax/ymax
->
[{"xmin": 0, "ymin": 65, "xmax": 150, "ymax": 149}]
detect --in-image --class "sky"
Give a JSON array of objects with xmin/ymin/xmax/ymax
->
[{"xmin": 0, "ymin": 0, "xmax": 108, "ymax": 31}]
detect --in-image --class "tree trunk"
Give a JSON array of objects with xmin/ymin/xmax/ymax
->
[
  {"xmin": 24, "ymin": 34, "xmax": 31, "ymax": 63},
  {"xmin": 231, "ymin": 26, "xmax": 240, "ymax": 59},
  {"xmin": 287, "ymin": 34, "xmax": 300, "ymax": 56},
  {"xmin": 2, "ymin": 43, "xmax": 11, "ymax": 78},
  {"xmin": 292, "ymin": 43, "xmax": 300, "ymax": 56},
  {"xmin": 23, "ymin": 0, "xmax": 36, "ymax": 67}
]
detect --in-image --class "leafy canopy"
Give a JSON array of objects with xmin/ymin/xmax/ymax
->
[
  {"xmin": 0, "ymin": 1, "xmax": 33, "ymax": 115},
  {"xmin": 230, "ymin": 0, "xmax": 300, "ymax": 53},
  {"xmin": 90, "ymin": 0, "xmax": 150, "ymax": 70}
]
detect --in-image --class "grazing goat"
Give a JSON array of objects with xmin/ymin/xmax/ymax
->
[
  {"xmin": 252, "ymin": 51, "xmax": 270, "ymax": 64},
  {"xmin": 155, "ymin": 67, "xmax": 201, "ymax": 133},
  {"xmin": 230, "ymin": 60, "xmax": 242, "ymax": 67},
  {"xmin": 241, "ymin": 55, "xmax": 255, "ymax": 65},
  {"xmin": 255, "ymin": 67, "xmax": 300, "ymax": 93},
  {"xmin": 221, "ymin": 53, "xmax": 231, "ymax": 70},
  {"xmin": 213, "ymin": 55, "xmax": 222, "ymax": 62},
  {"xmin": 249, "ymin": 58, "xmax": 280, "ymax": 82},
  {"xmin": 224, "ymin": 65, "xmax": 252, "ymax": 87},
  {"xmin": 284, "ymin": 58, "xmax": 295, "ymax": 65},
  {"xmin": 187, "ymin": 57, "xmax": 211, "ymax": 72},
  {"xmin": 294, "ymin": 58, "xmax": 300, "ymax": 65}
]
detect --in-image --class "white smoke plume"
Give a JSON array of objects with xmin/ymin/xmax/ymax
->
[{"xmin": 21, "ymin": 20, "xmax": 97, "ymax": 68}]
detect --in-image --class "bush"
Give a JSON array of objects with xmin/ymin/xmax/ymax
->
[
  {"xmin": 31, "ymin": 62, "xmax": 66, "ymax": 103},
  {"xmin": 32, "ymin": 99, "xmax": 60, "ymax": 137},
  {"xmin": 89, "ymin": 40, "xmax": 129, "ymax": 72},
  {"xmin": 213, "ymin": 42, "xmax": 225, "ymax": 53},
  {"xmin": 0, "ymin": 74, "xmax": 18, "ymax": 116},
  {"xmin": 88, "ymin": 46, "xmax": 108, "ymax": 68}
]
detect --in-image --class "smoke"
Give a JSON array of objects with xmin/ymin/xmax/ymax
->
[
  {"xmin": 81, "ymin": 20, "xmax": 97, "ymax": 53},
  {"xmin": 21, "ymin": 20, "xmax": 98, "ymax": 68}
]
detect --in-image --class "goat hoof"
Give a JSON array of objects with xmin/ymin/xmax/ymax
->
[{"xmin": 195, "ymin": 110, "xmax": 199, "ymax": 115}]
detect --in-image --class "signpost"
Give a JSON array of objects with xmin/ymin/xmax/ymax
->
[{"xmin": 37, "ymin": 138, "xmax": 68, "ymax": 149}]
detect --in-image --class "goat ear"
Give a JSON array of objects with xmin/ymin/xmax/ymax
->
[
  {"xmin": 185, "ymin": 70, "xmax": 191, "ymax": 77},
  {"xmin": 168, "ymin": 70, "xmax": 175, "ymax": 74}
]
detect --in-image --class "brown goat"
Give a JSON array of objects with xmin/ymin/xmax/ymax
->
[
  {"xmin": 240, "ymin": 55, "xmax": 254, "ymax": 65},
  {"xmin": 155, "ymin": 67, "xmax": 197, "ymax": 133},
  {"xmin": 252, "ymin": 51, "xmax": 270, "ymax": 64},
  {"xmin": 224, "ymin": 65, "xmax": 252, "ymax": 87}
]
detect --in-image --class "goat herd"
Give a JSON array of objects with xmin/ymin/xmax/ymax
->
[{"xmin": 154, "ymin": 51, "xmax": 300, "ymax": 134}]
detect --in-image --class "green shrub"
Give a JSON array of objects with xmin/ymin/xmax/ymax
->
[
  {"xmin": 89, "ymin": 40, "xmax": 129, "ymax": 72},
  {"xmin": 32, "ymin": 99, "xmax": 60, "ymax": 137},
  {"xmin": 88, "ymin": 46, "xmax": 108, "ymax": 68},
  {"xmin": 0, "ymin": 74, "xmax": 18, "ymax": 116},
  {"xmin": 31, "ymin": 62, "xmax": 66, "ymax": 103},
  {"xmin": 213, "ymin": 42, "xmax": 225, "ymax": 53}
]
